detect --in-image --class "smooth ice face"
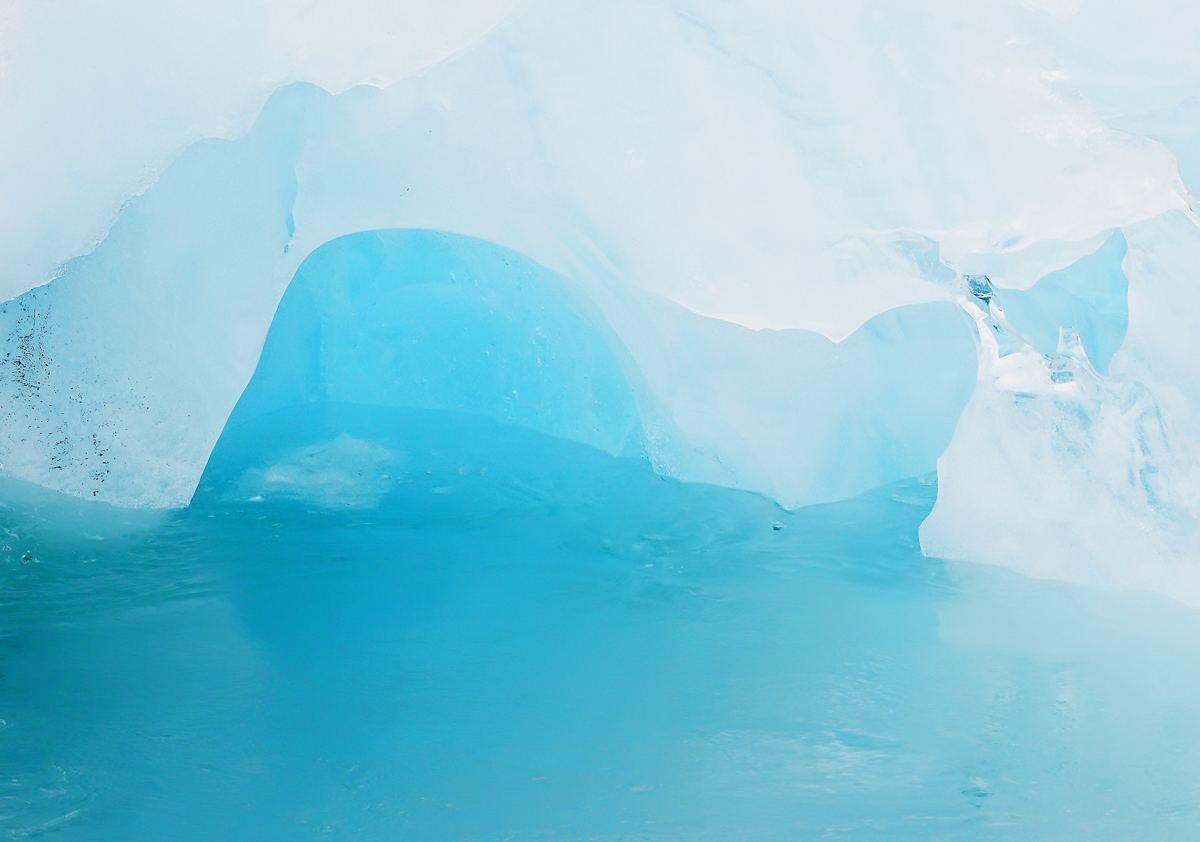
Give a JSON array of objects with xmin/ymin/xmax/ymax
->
[
  {"xmin": 0, "ymin": 81, "xmax": 975, "ymax": 510},
  {"xmin": 208, "ymin": 226, "xmax": 978, "ymax": 510},
  {"xmin": 279, "ymin": 0, "xmax": 1186, "ymax": 339},
  {"xmin": 225, "ymin": 228, "xmax": 645, "ymax": 457},
  {"xmin": 4, "ymin": 1, "xmax": 1194, "ymax": 313},
  {"xmin": 617, "ymin": 296, "xmax": 978, "ymax": 506},
  {"xmin": 993, "ymin": 231, "xmax": 1129, "ymax": 375}
]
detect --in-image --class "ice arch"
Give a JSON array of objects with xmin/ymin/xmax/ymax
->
[
  {"xmin": 198, "ymin": 225, "xmax": 983, "ymax": 511},
  {"xmin": 196, "ymin": 227, "xmax": 647, "ymax": 509},
  {"xmin": 0, "ymin": 78, "xmax": 980, "ymax": 512},
  {"xmin": 220, "ymin": 228, "xmax": 644, "ymax": 455}
]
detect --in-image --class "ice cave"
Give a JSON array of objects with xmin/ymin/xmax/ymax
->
[{"xmin": 4, "ymin": 1, "xmax": 1200, "ymax": 839}]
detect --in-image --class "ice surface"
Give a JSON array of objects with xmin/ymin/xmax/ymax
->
[
  {"xmin": 994, "ymin": 231, "xmax": 1128, "ymax": 375},
  {"xmin": 222, "ymin": 225, "xmax": 978, "ymax": 508},
  {"xmin": 224, "ymin": 229, "xmax": 645, "ymax": 458},
  {"xmin": 0, "ymin": 128, "xmax": 977, "ymax": 510},
  {"xmin": 0, "ymin": 87, "xmax": 326, "ymax": 508},
  {"xmin": 614, "ymin": 294, "xmax": 976, "ymax": 506},
  {"xmin": 0, "ymin": 0, "xmax": 521, "ymax": 302},
  {"xmin": 4, "ymin": 0, "xmax": 1192, "ymax": 313}
]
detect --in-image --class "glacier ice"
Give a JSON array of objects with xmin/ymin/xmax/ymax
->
[
  {"xmin": 0, "ymin": 0, "xmax": 522, "ymax": 302},
  {"xmin": 991, "ymin": 230, "xmax": 1128, "ymax": 375},
  {"xmin": 922, "ymin": 229, "xmax": 1200, "ymax": 603},
  {"xmin": 8, "ymin": 0, "xmax": 1200, "ymax": 836},
  {"xmin": 0, "ymin": 0, "xmax": 1199, "ymax": 590},
  {"xmin": 2, "ymin": 0, "xmax": 1200, "ymax": 594},
  {"xmin": 200, "ymin": 223, "xmax": 978, "ymax": 510},
  {"xmin": 223, "ymin": 229, "xmax": 645, "ymax": 458},
  {"xmin": 0, "ymin": 78, "xmax": 979, "ymax": 510}
]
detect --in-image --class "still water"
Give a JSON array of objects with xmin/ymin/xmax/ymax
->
[{"xmin": 3, "ymin": 408, "xmax": 1199, "ymax": 840}]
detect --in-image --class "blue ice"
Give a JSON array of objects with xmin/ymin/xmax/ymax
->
[{"xmin": 995, "ymin": 230, "xmax": 1129, "ymax": 374}]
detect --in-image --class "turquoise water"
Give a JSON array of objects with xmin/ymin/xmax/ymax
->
[
  {"xmin": 0, "ymin": 219, "xmax": 1187, "ymax": 842},
  {"xmin": 4, "ymin": 406, "xmax": 1200, "ymax": 840}
]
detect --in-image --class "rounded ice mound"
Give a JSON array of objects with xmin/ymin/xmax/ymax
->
[
  {"xmin": 198, "ymin": 228, "xmax": 648, "ymax": 509},
  {"xmin": 222, "ymin": 228, "xmax": 645, "ymax": 456}
]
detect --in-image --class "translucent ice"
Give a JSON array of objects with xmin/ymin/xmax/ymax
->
[
  {"xmin": 994, "ymin": 231, "xmax": 1128, "ymax": 375},
  {"xmin": 0, "ymin": 0, "xmax": 521, "ymax": 301},
  {"xmin": 224, "ymin": 229, "xmax": 645, "ymax": 458},
  {"xmin": 0, "ymin": 79, "xmax": 977, "ymax": 509},
  {"xmin": 3, "ymin": 0, "xmax": 1200, "ymax": 598}
]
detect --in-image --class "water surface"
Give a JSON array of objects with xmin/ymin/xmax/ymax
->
[{"xmin": 3, "ymin": 408, "xmax": 1199, "ymax": 840}]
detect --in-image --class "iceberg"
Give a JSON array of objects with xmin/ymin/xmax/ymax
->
[
  {"xmin": 0, "ymin": 82, "xmax": 979, "ymax": 510},
  {"xmin": 5, "ymin": 0, "xmax": 1200, "ymax": 838}
]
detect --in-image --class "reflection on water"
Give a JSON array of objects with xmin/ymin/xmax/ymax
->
[{"xmin": 3, "ymin": 408, "xmax": 1200, "ymax": 840}]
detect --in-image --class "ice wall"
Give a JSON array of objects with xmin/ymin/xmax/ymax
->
[
  {"xmin": 4, "ymin": 0, "xmax": 1200, "ymax": 600},
  {"xmin": 612, "ymin": 295, "xmax": 976, "ymax": 507},
  {"xmin": 0, "ymin": 0, "xmax": 521, "ymax": 302},
  {"xmin": 0, "ymin": 69, "xmax": 979, "ymax": 510},
  {"xmin": 207, "ymin": 226, "xmax": 977, "ymax": 510},
  {"xmin": 994, "ymin": 231, "xmax": 1128, "ymax": 375},
  {"xmin": 5, "ymin": 0, "xmax": 1188, "ymax": 317},
  {"xmin": 0, "ymin": 86, "xmax": 326, "ymax": 507}
]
